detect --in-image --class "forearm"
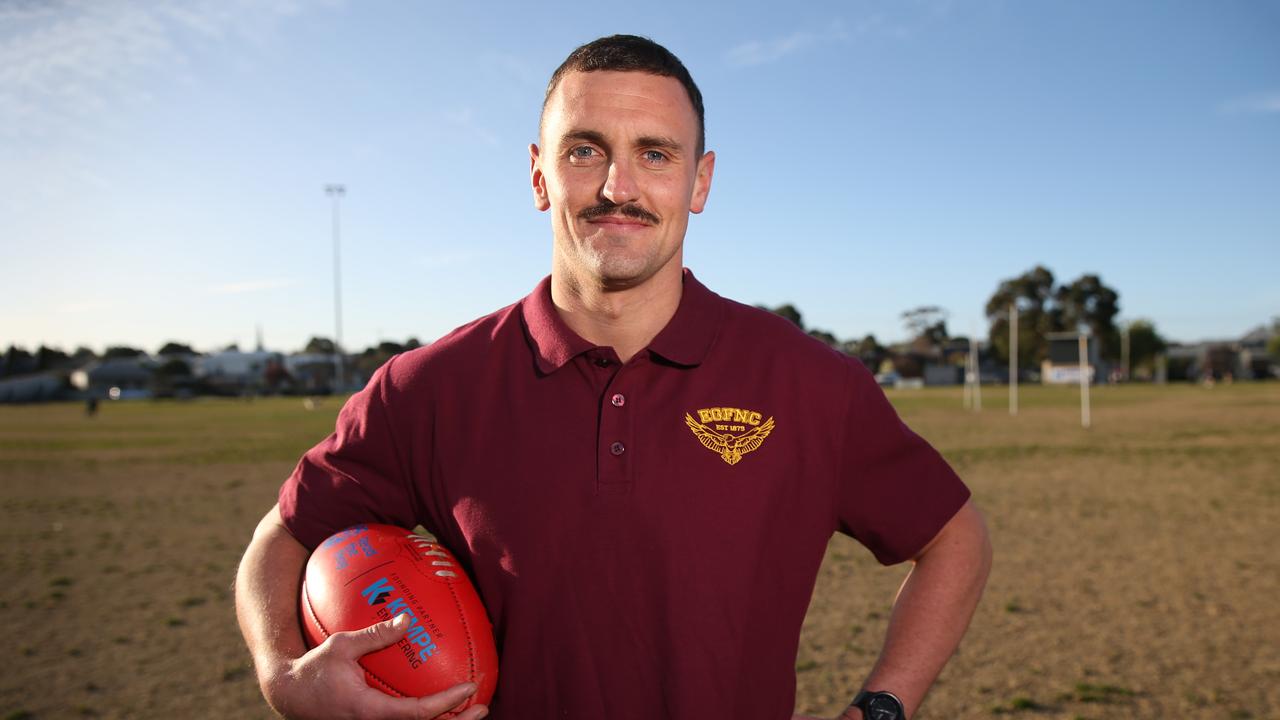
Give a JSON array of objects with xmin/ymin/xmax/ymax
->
[
  {"xmin": 235, "ymin": 504, "xmax": 311, "ymax": 688},
  {"xmin": 845, "ymin": 501, "xmax": 993, "ymax": 719}
]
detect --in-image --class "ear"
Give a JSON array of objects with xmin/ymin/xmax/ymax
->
[
  {"xmin": 689, "ymin": 150, "xmax": 715, "ymax": 214},
  {"xmin": 530, "ymin": 143, "xmax": 550, "ymax": 212}
]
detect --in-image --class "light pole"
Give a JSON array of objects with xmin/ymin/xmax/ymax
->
[
  {"xmin": 1078, "ymin": 333, "xmax": 1092, "ymax": 429},
  {"xmin": 967, "ymin": 330, "xmax": 982, "ymax": 412},
  {"xmin": 1009, "ymin": 303, "xmax": 1018, "ymax": 416},
  {"xmin": 325, "ymin": 184, "xmax": 346, "ymax": 393},
  {"xmin": 1120, "ymin": 322, "xmax": 1131, "ymax": 382}
]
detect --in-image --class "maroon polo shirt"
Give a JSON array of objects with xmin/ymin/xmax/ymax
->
[{"xmin": 279, "ymin": 269, "xmax": 969, "ymax": 720}]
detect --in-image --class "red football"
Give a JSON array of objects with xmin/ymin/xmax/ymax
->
[{"xmin": 300, "ymin": 524, "xmax": 498, "ymax": 712}]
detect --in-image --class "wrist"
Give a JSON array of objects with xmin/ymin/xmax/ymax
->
[{"xmin": 850, "ymin": 689, "xmax": 906, "ymax": 720}]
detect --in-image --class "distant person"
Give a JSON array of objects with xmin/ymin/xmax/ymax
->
[
  {"xmin": 236, "ymin": 35, "xmax": 992, "ymax": 720},
  {"xmin": 85, "ymin": 396, "xmax": 98, "ymax": 418}
]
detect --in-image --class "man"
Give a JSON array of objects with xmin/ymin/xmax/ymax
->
[{"xmin": 236, "ymin": 35, "xmax": 991, "ymax": 720}]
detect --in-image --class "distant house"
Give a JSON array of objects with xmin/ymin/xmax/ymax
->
[
  {"xmin": 923, "ymin": 363, "xmax": 963, "ymax": 386},
  {"xmin": 284, "ymin": 353, "xmax": 340, "ymax": 395},
  {"xmin": 0, "ymin": 372, "xmax": 68, "ymax": 403},
  {"xmin": 1237, "ymin": 325, "xmax": 1276, "ymax": 379},
  {"xmin": 195, "ymin": 350, "xmax": 287, "ymax": 395},
  {"xmin": 1166, "ymin": 335, "xmax": 1273, "ymax": 381},
  {"xmin": 1041, "ymin": 332, "xmax": 1102, "ymax": 385},
  {"xmin": 71, "ymin": 358, "xmax": 156, "ymax": 399}
]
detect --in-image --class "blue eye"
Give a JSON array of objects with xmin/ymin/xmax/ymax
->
[
  {"xmin": 644, "ymin": 150, "xmax": 667, "ymax": 163},
  {"xmin": 570, "ymin": 146, "xmax": 597, "ymax": 159}
]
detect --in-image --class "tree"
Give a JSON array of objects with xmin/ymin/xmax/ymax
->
[
  {"xmin": 807, "ymin": 329, "xmax": 838, "ymax": 347},
  {"xmin": 847, "ymin": 334, "xmax": 886, "ymax": 371},
  {"xmin": 2, "ymin": 345, "xmax": 35, "ymax": 378},
  {"xmin": 304, "ymin": 337, "xmax": 336, "ymax": 355},
  {"xmin": 756, "ymin": 304, "xmax": 843, "ymax": 345},
  {"xmin": 985, "ymin": 266, "xmax": 1123, "ymax": 366},
  {"xmin": 36, "ymin": 345, "xmax": 70, "ymax": 371},
  {"xmin": 154, "ymin": 358, "xmax": 193, "ymax": 377},
  {"xmin": 758, "ymin": 304, "xmax": 804, "ymax": 329},
  {"xmin": 103, "ymin": 346, "xmax": 145, "ymax": 359},
  {"xmin": 901, "ymin": 306, "xmax": 949, "ymax": 353},
  {"xmin": 158, "ymin": 342, "xmax": 196, "ymax": 356},
  {"xmin": 354, "ymin": 339, "xmax": 420, "ymax": 379},
  {"xmin": 1125, "ymin": 319, "xmax": 1166, "ymax": 377},
  {"xmin": 856, "ymin": 334, "xmax": 881, "ymax": 356},
  {"xmin": 1054, "ymin": 274, "xmax": 1120, "ymax": 359},
  {"xmin": 151, "ymin": 358, "xmax": 195, "ymax": 399},
  {"xmin": 985, "ymin": 265, "xmax": 1057, "ymax": 367}
]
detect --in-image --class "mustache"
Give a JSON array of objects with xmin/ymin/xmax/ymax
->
[{"xmin": 577, "ymin": 202, "xmax": 659, "ymax": 225}]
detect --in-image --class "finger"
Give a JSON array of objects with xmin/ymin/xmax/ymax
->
[
  {"xmin": 330, "ymin": 612, "xmax": 411, "ymax": 658},
  {"xmin": 416, "ymin": 682, "xmax": 481, "ymax": 718},
  {"xmin": 452, "ymin": 706, "xmax": 489, "ymax": 720},
  {"xmin": 360, "ymin": 682, "xmax": 479, "ymax": 720}
]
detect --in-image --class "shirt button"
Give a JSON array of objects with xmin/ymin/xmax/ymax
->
[
  {"xmin": 594, "ymin": 357, "xmax": 610, "ymax": 368},
  {"xmin": 611, "ymin": 393, "xmax": 625, "ymax": 407},
  {"xmin": 609, "ymin": 441, "xmax": 625, "ymax": 456}
]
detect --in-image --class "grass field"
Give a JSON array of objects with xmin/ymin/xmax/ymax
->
[{"xmin": 1, "ymin": 384, "xmax": 1277, "ymax": 719}]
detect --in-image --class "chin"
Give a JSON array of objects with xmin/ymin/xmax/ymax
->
[
  {"xmin": 582, "ymin": 251, "xmax": 649, "ymax": 284},
  {"xmin": 595, "ymin": 268, "xmax": 649, "ymax": 290}
]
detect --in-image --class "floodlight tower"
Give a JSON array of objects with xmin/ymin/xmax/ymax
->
[{"xmin": 325, "ymin": 184, "xmax": 346, "ymax": 393}]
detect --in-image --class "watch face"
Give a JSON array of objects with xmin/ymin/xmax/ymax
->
[{"xmin": 866, "ymin": 695, "xmax": 902, "ymax": 720}]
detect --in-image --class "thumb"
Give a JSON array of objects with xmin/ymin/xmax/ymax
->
[{"xmin": 335, "ymin": 612, "xmax": 410, "ymax": 658}]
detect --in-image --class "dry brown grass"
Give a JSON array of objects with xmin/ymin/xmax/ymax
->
[
  {"xmin": 798, "ymin": 383, "xmax": 1280, "ymax": 719},
  {"xmin": 1, "ymin": 384, "xmax": 1276, "ymax": 719}
]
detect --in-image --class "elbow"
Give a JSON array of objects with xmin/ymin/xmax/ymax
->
[{"xmin": 971, "ymin": 504, "xmax": 994, "ymax": 585}]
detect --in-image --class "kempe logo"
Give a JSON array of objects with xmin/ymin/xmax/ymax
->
[
  {"xmin": 361, "ymin": 577, "xmax": 393, "ymax": 606},
  {"xmin": 359, "ymin": 576, "xmax": 441, "ymax": 663}
]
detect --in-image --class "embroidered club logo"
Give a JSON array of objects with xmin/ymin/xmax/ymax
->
[{"xmin": 684, "ymin": 407, "xmax": 775, "ymax": 466}]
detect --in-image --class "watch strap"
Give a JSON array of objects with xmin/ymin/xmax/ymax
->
[{"xmin": 852, "ymin": 689, "xmax": 906, "ymax": 720}]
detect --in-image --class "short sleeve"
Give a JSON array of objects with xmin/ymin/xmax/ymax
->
[
  {"xmin": 278, "ymin": 357, "xmax": 419, "ymax": 550},
  {"xmin": 835, "ymin": 359, "xmax": 970, "ymax": 565}
]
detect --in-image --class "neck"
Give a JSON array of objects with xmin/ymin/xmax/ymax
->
[{"xmin": 550, "ymin": 263, "xmax": 684, "ymax": 363}]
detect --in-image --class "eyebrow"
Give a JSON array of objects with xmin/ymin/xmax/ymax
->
[
  {"xmin": 560, "ymin": 130, "xmax": 685, "ymax": 155},
  {"xmin": 637, "ymin": 135, "xmax": 684, "ymax": 154}
]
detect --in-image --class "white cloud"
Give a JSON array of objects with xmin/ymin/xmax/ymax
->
[
  {"xmin": 208, "ymin": 278, "xmax": 298, "ymax": 295},
  {"xmin": 722, "ymin": 1, "xmax": 1004, "ymax": 68},
  {"xmin": 0, "ymin": 0, "xmax": 335, "ymax": 144},
  {"xmin": 723, "ymin": 18, "xmax": 864, "ymax": 68},
  {"xmin": 440, "ymin": 107, "xmax": 501, "ymax": 147},
  {"xmin": 725, "ymin": 31, "xmax": 821, "ymax": 68},
  {"xmin": 1220, "ymin": 92, "xmax": 1280, "ymax": 116},
  {"xmin": 0, "ymin": 0, "xmax": 341, "ymax": 220},
  {"xmin": 481, "ymin": 51, "xmax": 545, "ymax": 90}
]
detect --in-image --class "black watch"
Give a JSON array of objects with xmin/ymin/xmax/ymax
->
[{"xmin": 852, "ymin": 689, "xmax": 905, "ymax": 720}]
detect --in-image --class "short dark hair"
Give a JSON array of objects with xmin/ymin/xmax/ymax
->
[{"xmin": 543, "ymin": 34, "xmax": 706, "ymax": 156}]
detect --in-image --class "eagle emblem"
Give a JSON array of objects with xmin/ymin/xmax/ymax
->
[{"xmin": 684, "ymin": 412, "xmax": 775, "ymax": 466}]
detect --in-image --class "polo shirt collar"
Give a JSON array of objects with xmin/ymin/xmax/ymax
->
[
  {"xmin": 647, "ymin": 269, "xmax": 722, "ymax": 367},
  {"xmin": 520, "ymin": 268, "xmax": 723, "ymax": 374}
]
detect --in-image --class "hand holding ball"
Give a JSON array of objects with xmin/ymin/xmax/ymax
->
[{"xmin": 300, "ymin": 524, "xmax": 498, "ymax": 713}]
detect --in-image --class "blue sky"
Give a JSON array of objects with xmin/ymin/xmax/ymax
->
[{"xmin": 3, "ymin": 0, "xmax": 1277, "ymax": 354}]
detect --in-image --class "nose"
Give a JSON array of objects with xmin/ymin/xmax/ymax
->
[{"xmin": 601, "ymin": 158, "xmax": 638, "ymax": 205}]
